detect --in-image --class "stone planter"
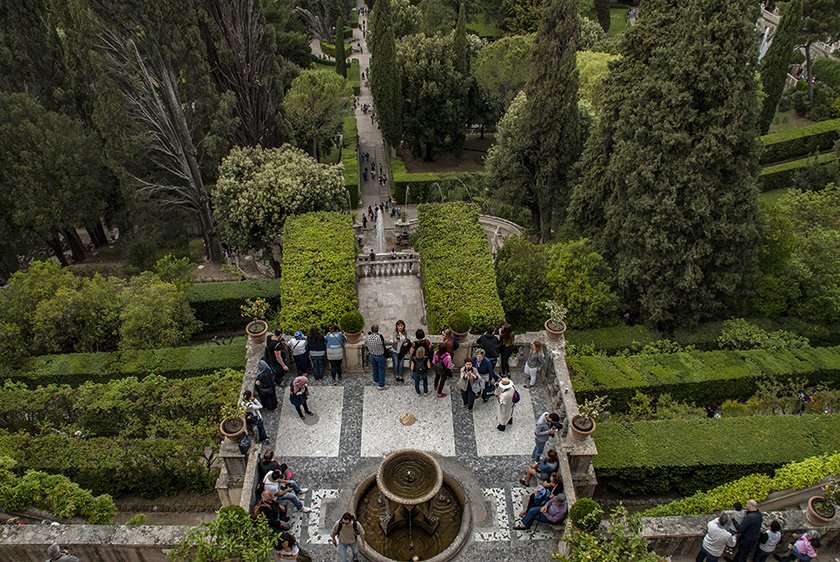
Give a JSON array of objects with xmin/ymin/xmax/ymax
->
[
  {"xmin": 245, "ymin": 319, "xmax": 268, "ymax": 343},
  {"xmin": 452, "ymin": 330, "xmax": 469, "ymax": 342},
  {"xmin": 544, "ymin": 320, "xmax": 567, "ymax": 341},
  {"xmin": 219, "ymin": 416, "xmax": 246, "ymax": 442},
  {"xmin": 345, "ymin": 330, "xmax": 363, "ymax": 344},
  {"xmin": 805, "ymin": 495, "xmax": 836, "ymax": 526},
  {"xmin": 569, "ymin": 414, "xmax": 596, "ymax": 441}
]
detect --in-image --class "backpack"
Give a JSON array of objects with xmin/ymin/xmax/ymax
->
[
  {"xmin": 414, "ymin": 346, "xmax": 429, "ymax": 374},
  {"xmin": 432, "ymin": 353, "xmax": 447, "ymax": 376},
  {"xmin": 332, "ymin": 519, "xmax": 360, "ymax": 537},
  {"xmin": 512, "ymin": 389, "xmax": 521, "ymax": 404}
]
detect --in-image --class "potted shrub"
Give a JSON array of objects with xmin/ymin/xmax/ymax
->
[
  {"xmin": 543, "ymin": 300, "xmax": 568, "ymax": 341},
  {"xmin": 806, "ymin": 481, "xmax": 838, "ymax": 526},
  {"xmin": 568, "ymin": 498, "xmax": 603, "ymax": 533},
  {"xmin": 240, "ymin": 298, "xmax": 270, "ymax": 343},
  {"xmin": 219, "ymin": 403, "xmax": 246, "ymax": 442},
  {"xmin": 448, "ymin": 310, "xmax": 472, "ymax": 340},
  {"xmin": 570, "ymin": 395, "xmax": 609, "ymax": 440},
  {"xmin": 340, "ymin": 310, "xmax": 365, "ymax": 343}
]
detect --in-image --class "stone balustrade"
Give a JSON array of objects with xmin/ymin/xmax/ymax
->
[{"xmin": 355, "ymin": 252, "xmax": 420, "ymax": 277}]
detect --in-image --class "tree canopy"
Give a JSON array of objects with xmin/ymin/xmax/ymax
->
[{"xmin": 283, "ymin": 69, "xmax": 353, "ymax": 161}]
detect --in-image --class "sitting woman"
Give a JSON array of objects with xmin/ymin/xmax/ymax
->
[
  {"xmin": 520, "ymin": 449, "xmax": 559, "ymax": 487},
  {"xmin": 776, "ymin": 531, "xmax": 821, "ymax": 562},
  {"xmin": 257, "ymin": 450, "xmax": 282, "ymax": 482},
  {"xmin": 277, "ymin": 533, "xmax": 299, "ymax": 560},
  {"xmin": 514, "ymin": 492, "xmax": 568, "ymax": 530},
  {"xmin": 519, "ymin": 472, "xmax": 563, "ymax": 517}
]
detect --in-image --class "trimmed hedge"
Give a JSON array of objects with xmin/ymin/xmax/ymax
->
[
  {"xmin": 0, "ymin": 433, "xmax": 217, "ymax": 497},
  {"xmin": 571, "ymin": 345, "xmax": 840, "ymax": 410},
  {"xmin": 319, "ymin": 41, "xmax": 351, "ymax": 60},
  {"xmin": 8, "ymin": 338, "xmax": 246, "ymax": 387},
  {"xmin": 278, "ymin": 212, "xmax": 358, "ymax": 332},
  {"xmin": 0, "ymin": 370, "xmax": 240, "ymax": 436},
  {"xmin": 415, "ymin": 202, "xmax": 505, "ymax": 332},
  {"xmin": 567, "ymin": 325, "xmax": 660, "ymax": 354},
  {"xmin": 760, "ymin": 117, "xmax": 840, "ymax": 164},
  {"xmin": 593, "ymin": 415, "xmax": 840, "ymax": 495},
  {"xmin": 349, "ymin": 58, "xmax": 361, "ymax": 95},
  {"xmin": 343, "ymin": 116, "xmax": 360, "ymax": 208},
  {"xmin": 389, "ymin": 157, "xmax": 486, "ymax": 204},
  {"xmin": 643, "ymin": 452, "xmax": 840, "ymax": 516},
  {"xmin": 186, "ymin": 280, "xmax": 280, "ymax": 331},
  {"xmin": 759, "ymin": 151, "xmax": 839, "ymax": 191}
]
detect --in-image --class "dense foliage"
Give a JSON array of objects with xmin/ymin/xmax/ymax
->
[
  {"xmin": 759, "ymin": 0, "xmax": 803, "ymax": 134},
  {"xmin": 283, "ymin": 70, "xmax": 353, "ymax": 160},
  {"xmin": 644, "ymin": 452, "xmax": 840, "ymax": 516},
  {"xmin": 169, "ymin": 505, "xmax": 274, "ymax": 562},
  {"xmin": 571, "ymin": 345, "xmax": 840, "ymax": 410},
  {"xmin": 342, "ymin": 116, "xmax": 360, "ymax": 208},
  {"xmin": 415, "ymin": 203, "xmax": 505, "ymax": 332},
  {"xmin": 278, "ymin": 212, "xmax": 359, "ymax": 332},
  {"xmin": 186, "ymin": 280, "xmax": 281, "ymax": 331},
  {"xmin": 369, "ymin": 0, "xmax": 403, "ymax": 148},
  {"xmin": 759, "ymin": 117, "xmax": 840, "ymax": 164},
  {"xmin": 553, "ymin": 505, "xmax": 662, "ymax": 562},
  {"xmin": 594, "ymin": 414, "xmax": 840, "ymax": 494}
]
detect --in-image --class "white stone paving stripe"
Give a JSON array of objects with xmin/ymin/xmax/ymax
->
[
  {"xmin": 510, "ymin": 486, "xmax": 559, "ymax": 540},
  {"xmin": 473, "ymin": 488, "xmax": 510, "ymax": 542},
  {"xmin": 275, "ymin": 386, "xmax": 344, "ymax": 457},
  {"xmin": 307, "ymin": 488, "xmax": 340, "ymax": 544},
  {"xmin": 471, "ymin": 385, "xmax": 538, "ymax": 457}
]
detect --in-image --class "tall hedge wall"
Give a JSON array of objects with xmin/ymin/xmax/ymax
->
[
  {"xmin": 759, "ymin": 117, "xmax": 840, "ymax": 164},
  {"xmin": 593, "ymin": 415, "xmax": 840, "ymax": 495},
  {"xmin": 570, "ymin": 346, "xmax": 840, "ymax": 410},
  {"xmin": 278, "ymin": 212, "xmax": 358, "ymax": 332},
  {"xmin": 759, "ymin": 151, "xmax": 838, "ymax": 191},
  {"xmin": 349, "ymin": 58, "xmax": 361, "ymax": 95},
  {"xmin": 343, "ymin": 116, "xmax": 359, "ymax": 208},
  {"xmin": 415, "ymin": 202, "xmax": 505, "ymax": 332},
  {"xmin": 186, "ymin": 280, "xmax": 280, "ymax": 331},
  {"xmin": 8, "ymin": 338, "xmax": 246, "ymax": 387}
]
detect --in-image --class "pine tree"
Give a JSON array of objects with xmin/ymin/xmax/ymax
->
[
  {"xmin": 759, "ymin": 0, "xmax": 802, "ymax": 134},
  {"xmin": 335, "ymin": 13, "xmax": 347, "ymax": 78},
  {"xmin": 569, "ymin": 0, "xmax": 762, "ymax": 330},
  {"xmin": 369, "ymin": 0, "xmax": 402, "ymax": 148},
  {"xmin": 524, "ymin": 0, "xmax": 583, "ymax": 240}
]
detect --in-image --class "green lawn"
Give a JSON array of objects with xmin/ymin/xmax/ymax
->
[
  {"xmin": 467, "ymin": 13, "xmax": 502, "ymax": 39},
  {"xmin": 607, "ymin": 6, "xmax": 630, "ymax": 37},
  {"xmin": 759, "ymin": 187, "xmax": 795, "ymax": 206},
  {"xmin": 769, "ymin": 110, "xmax": 817, "ymax": 134}
]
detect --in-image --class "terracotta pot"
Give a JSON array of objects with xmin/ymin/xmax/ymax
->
[
  {"xmin": 544, "ymin": 319, "xmax": 567, "ymax": 341},
  {"xmin": 245, "ymin": 319, "xmax": 268, "ymax": 343},
  {"xmin": 806, "ymin": 495, "xmax": 836, "ymax": 526},
  {"xmin": 345, "ymin": 330, "xmax": 363, "ymax": 344},
  {"xmin": 219, "ymin": 416, "xmax": 246, "ymax": 442},
  {"xmin": 569, "ymin": 414, "xmax": 596, "ymax": 440}
]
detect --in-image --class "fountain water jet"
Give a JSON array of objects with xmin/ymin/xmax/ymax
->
[{"xmin": 375, "ymin": 211, "xmax": 386, "ymax": 254}]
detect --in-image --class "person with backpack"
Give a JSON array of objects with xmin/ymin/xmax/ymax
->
[
  {"xmin": 254, "ymin": 358, "xmax": 278, "ymax": 411},
  {"xmin": 411, "ymin": 344, "xmax": 432, "ymax": 396},
  {"xmin": 242, "ymin": 390, "xmax": 270, "ymax": 443},
  {"xmin": 265, "ymin": 329, "xmax": 289, "ymax": 383},
  {"xmin": 325, "ymin": 324, "xmax": 346, "ymax": 383},
  {"xmin": 472, "ymin": 349, "xmax": 495, "ymax": 402},
  {"xmin": 432, "ymin": 343, "xmax": 453, "ymax": 398},
  {"xmin": 289, "ymin": 331, "xmax": 310, "ymax": 376},
  {"xmin": 330, "ymin": 512, "xmax": 367, "ymax": 562},
  {"xmin": 494, "ymin": 377, "xmax": 517, "ymax": 431}
]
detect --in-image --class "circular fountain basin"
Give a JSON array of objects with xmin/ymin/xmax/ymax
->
[{"xmin": 376, "ymin": 449, "xmax": 443, "ymax": 506}]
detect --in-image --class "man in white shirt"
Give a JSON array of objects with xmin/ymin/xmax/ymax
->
[{"xmin": 696, "ymin": 512, "xmax": 737, "ymax": 562}]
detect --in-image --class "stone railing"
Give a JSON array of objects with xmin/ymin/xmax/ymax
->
[{"xmin": 355, "ymin": 252, "xmax": 420, "ymax": 277}]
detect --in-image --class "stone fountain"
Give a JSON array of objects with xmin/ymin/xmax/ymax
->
[{"xmin": 353, "ymin": 449, "xmax": 471, "ymax": 561}]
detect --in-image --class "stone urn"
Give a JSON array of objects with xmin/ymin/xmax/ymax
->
[{"xmin": 245, "ymin": 319, "xmax": 268, "ymax": 343}]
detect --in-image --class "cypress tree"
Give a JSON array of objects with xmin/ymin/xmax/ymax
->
[
  {"xmin": 370, "ymin": 0, "xmax": 402, "ymax": 147},
  {"xmin": 758, "ymin": 0, "xmax": 802, "ymax": 134},
  {"xmin": 569, "ymin": 0, "xmax": 762, "ymax": 330},
  {"xmin": 452, "ymin": 2, "xmax": 468, "ymax": 155},
  {"xmin": 594, "ymin": 0, "xmax": 610, "ymax": 32},
  {"xmin": 524, "ymin": 0, "xmax": 583, "ymax": 241},
  {"xmin": 335, "ymin": 13, "xmax": 347, "ymax": 78}
]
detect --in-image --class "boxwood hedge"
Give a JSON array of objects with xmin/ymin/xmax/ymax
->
[
  {"xmin": 0, "ymin": 432, "xmax": 217, "ymax": 497},
  {"xmin": 186, "ymin": 280, "xmax": 280, "ymax": 331},
  {"xmin": 389, "ymin": 158, "xmax": 486, "ymax": 204},
  {"xmin": 415, "ymin": 202, "xmax": 505, "ymax": 332},
  {"xmin": 8, "ymin": 338, "xmax": 246, "ymax": 387},
  {"xmin": 594, "ymin": 415, "xmax": 840, "ymax": 495},
  {"xmin": 343, "ymin": 116, "xmax": 359, "ymax": 208},
  {"xmin": 277, "ymin": 212, "xmax": 358, "ymax": 332},
  {"xmin": 570, "ymin": 345, "xmax": 840, "ymax": 410},
  {"xmin": 760, "ymin": 117, "xmax": 840, "ymax": 165},
  {"xmin": 759, "ymin": 151, "xmax": 839, "ymax": 191}
]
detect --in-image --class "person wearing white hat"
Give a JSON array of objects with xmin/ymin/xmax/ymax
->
[{"xmin": 494, "ymin": 377, "xmax": 516, "ymax": 431}]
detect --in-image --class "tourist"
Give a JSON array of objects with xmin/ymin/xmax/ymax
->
[
  {"xmin": 532, "ymin": 412, "xmax": 561, "ymax": 461},
  {"xmin": 307, "ymin": 326, "xmax": 327, "ymax": 381},
  {"xmin": 731, "ymin": 499, "xmax": 762, "ymax": 562},
  {"xmin": 242, "ymin": 390, "xmax": 270, "ymax": 443},
  {"xmin": 289, "ymin": 330, "xmax": 310, "ymax": 376},
  {"xmin": 523, "ymin": 341, "xmax": 545, "ymax": 389},
  {"xmin": 696, "ymin": 513, "xmax": 737, "ymax": 562},
  {"xmin": 412, "ymin": 329, "xmax": 433, "ymax": 357},
  {"xmin": 252, "ymin": 490, "xmax": 290, "ymax": 532},
  {"xmin": 367, "ymin": 205, "xmax": 373, "ymax": 217},
  {"xmin": 277, "ymin": 533, "xmax": 300, "ymax": 560},
  {"xmin": 472, "ymin": 349, "xmax": 495, "ymax": 402},
  {"xmin": 362, "ymin": 168, "xmax": 368, "ymax": 181},
  {"xmin": 411, "ymin": 344, "xmax": 431, "ymax": 396},
  {"xmin": 369, "ymin": 248, "xmax": 376, "ymax": 261},
  {"xmin": 774, "ymin": 531, "xmax": 821, "ymax": 561},
  {"xmin": 521, "ymin": 448, "xmax": 559, "ymax": 487},
  {"xmin": 263, "ymin": 469, "xmax": 311, "ymax": 513},
  {"xmin": 257, "ymin": 449, "xmax": 283, "ymax": 482},
  {"xmin": 289, "ymin": 375, "xmax": 314, "ymax": 419},
  {"xmin": 494, "ymin": 377, "xmax": 516, "ymax": 431},
  {"xmin": 265, "ymin": 329, "xmax": 290, "ymax": 383},
  {"xmin": 365, "ymin": 324, "xmax": 388, "ymax": 390},
  {"xmin": 476, "ymin": 326, "xmax": 500, "ymax": 376},
  {"xmin": 46, "ymin": 544, "xmax": 79, "ymax": 562},
  {"xmin": 457, "ymin": 360, "xmax": 482, "ymax": 411},
  {"xmin": 499, "ymin": 324, "xmax": 514, "ymax": 378},
  {"xmin": 513, "ymin": 492, "xmax": 568, "ymax": 530},
  {"xmin": 362, "ymin": 215, "xmax": 367, "ymax": 229},
  {"xmin": 754, "ymin": 520, "xmax": 782, "ymax": 562},
  {"xmin": 442, "ymin": 328, "xmax": 459, "ymax": 355},
  {"xmin": 519, "ymin": 472, "xmax": 563, "ymax": 517},
  {"xmin": 432, "ymin": 343, "xmax": 453, "ymax": 398},
  {"xmin": 254, "ymin": 358, "xmax": 278, "ymax": 411},
  {"xmin": 331, "ymin": 512, "xmax": 367, "ymax": 562},
  {"xmin": 326, "ymin": 324, "xmax": 346, "ymax": 384},
  {"xmin": 390, "ymin": 320, "xmax": 410, "ymax": 383}
]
